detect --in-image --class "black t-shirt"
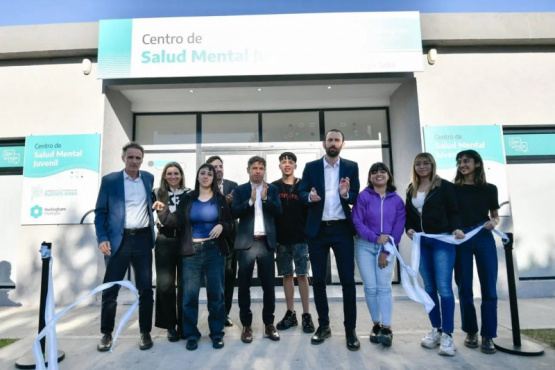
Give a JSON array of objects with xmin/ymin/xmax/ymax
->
[
  {"xmin": 271, "ymin": 178, "xmax": 306, "ymax": 244},
  {"xmin": 454, "ymin": 183, "xmax": 499, "ymax": 228}
]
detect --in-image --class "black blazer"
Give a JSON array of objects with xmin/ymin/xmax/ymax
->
[
  {"xmin": 157, "ymin": 192, "xmax": 232, "ymax": 256},
  {"xmin": 221, "ymin": 178, "xmax": 238, "ymax": 247},
  {"xmin": 222, "ymin": 179, "xmax": 238, "ymax": 197},
  {"xmin": 231, "ymin": 182, "xmax": 282, "ymax": 250},
  {"xmin": 299, "ymin": 157, "xmax": 360, "ymax": 239}
]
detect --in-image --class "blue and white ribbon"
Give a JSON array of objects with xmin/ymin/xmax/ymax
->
[
  {"xmin": 32, "ymin": 253, "xmax": 139, "ymax": 370},
  {"xmin": 382, "ymin": 226, "xmax": 509, "ymax": 313}
]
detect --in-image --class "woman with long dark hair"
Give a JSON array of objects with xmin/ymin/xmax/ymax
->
[
  {"xmin": 453, "ymin": 149, "xmax": 500, "ymax": 354},
  {"xmin": 352, "ymin": 162, "xmax": 405, "ymax": 347},
  {"xmin": 153, "ymin": 163, "xmax": 232, "ymax": 351},
  {"xmin": 405, "ymin": 153, "xmax": 464, "ymax": 356},
  {"xmin": 153, "ymin": 162, "xmax": 188, "ymax": 342}
]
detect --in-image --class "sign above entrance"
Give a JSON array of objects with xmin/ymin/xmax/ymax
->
[{"xmin": 98, "ymin": 12, "xmax": 423, "ymax": 79}]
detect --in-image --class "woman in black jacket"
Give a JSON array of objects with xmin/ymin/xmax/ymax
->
[
  {"xmin": 154, "ymin": 163, "xmax": 232, "ymax": 351},
  {"xmin": 405, "ymin": 152, "xmax": 464, "ymax": 357}
]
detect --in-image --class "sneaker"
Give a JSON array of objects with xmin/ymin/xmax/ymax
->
[
  {"xmin": 378, "ymin": 327, "xmax": 393, "ymax": 347},
  {"xmin": 276, "ymin": 310, "xmax": 298, "ymax": 330},
  {"xmin": 464, "ymin": 332, "xmax": 479, "ymax": 348},
  {"xmin": 421, "ymin": 327, "xmax": 441, "ymax": 348},
  {"xmin": 438, "ymin": 333, "xmax": 456, "ymax": 356},
  {"xmin": 301, "ymin": 313, "xmax": 315, "ymax": 333},
  {"xmin": 370, "ymin": 323, "xmax": 382, "ymax": 344}
]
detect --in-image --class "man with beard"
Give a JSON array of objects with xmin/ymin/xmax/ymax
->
[
  {"xmin": 299, "ymin": 129, "xmax": 361, "ymax": 351},
  {"xmin": 206, "ymin": 156, "xmax": 238, "ymax": 327}
]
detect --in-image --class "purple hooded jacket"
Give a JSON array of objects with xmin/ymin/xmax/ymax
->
[{"xmin": 352, "ymin": 187, "xmax": 406, "ymax": 245}]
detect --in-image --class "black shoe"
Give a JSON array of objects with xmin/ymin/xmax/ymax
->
[
  {"xmin": 378, "ymin": 327, "xmax": 393, "ymax": 347},
  {"xmin": 370, "ymin": 323, "xmax": 382, "ymax": 344},
  {"xmin": 139, "ymin": 333, "xmax": 153, "ymax": 350},
  {"xmin": 212, "ymin": 337, "xmax": 224, "ymax": 349},
  {"xmin": 302, "ymin": 313, "xmax": 315, "ymax": 333},
  {"xmin": 311, "ymin": 325, "xmax": 331, "ymax": 345},
  {"xmin": 97, "ymin": 333, "xmax": 112, "ymax": 352},
  {"xmin": 346, "ymin": 329, "xmax": 360, "ymax": 351},
  {"xmin": 167, "ymin": 328, "xmax": 180, "ymax": 342},
  {"xmin": 464, "ymin": 332, "xmax": 479, "ymax": 348},
  {"xmin": 481, "ymin": 337, "xmax": 496, "ymax": 354},
  {"xmin": 186, "ymin": 338, "xmax": 198, "ymax": 351},
  {"xmin": 276, "ymin": 310, "xmax": 298, "ymax": 330},
  {"xmin": 225, "ymin": 316, "xmax": 233, "ymax": 327}
]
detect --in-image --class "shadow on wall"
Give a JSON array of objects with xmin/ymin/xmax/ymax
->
[{"xmin": 0, "ymin": 260, "xmax": 22, "ymax": 306}]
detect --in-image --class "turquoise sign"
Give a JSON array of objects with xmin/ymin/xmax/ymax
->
[
  {"xmin": 504, "ymin": 133, "xmax": 555, "ymax": 156},
  {"xmin": 423, "ymin": 125, "xmax": 505, "ymax": 169},
  {"xmin": 0, "ymin": 146, "xmax": 24, "ymax": 168},
  {"xmin": 23, "ymin": 134, "xmax": 101, "ymax": 178}
]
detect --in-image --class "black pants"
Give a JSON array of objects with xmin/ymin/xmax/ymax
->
[
  {"xmin": 101, "ymin": 233, "xmax": 153, "ymax": 334},
  {"xmin": 224, "ymin": 250, "xmax": 237, "ymax": 316},
  {"xmin": 154, "ymin": 234, "xmax": 183, "ymax": 332},
  {"xmin": 237, "ymin": 240, "xmax": 275, "ymax": 326}
]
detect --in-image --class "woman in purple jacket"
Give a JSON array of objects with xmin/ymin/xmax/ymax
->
[{"xmin": 353, "ymin": 162, "xmax": 406, "ymax": 347}]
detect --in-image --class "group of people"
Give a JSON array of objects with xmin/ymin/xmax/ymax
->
[{"xmin": 93, "ymin": 129, "xmax": 500, "ymax": 357}]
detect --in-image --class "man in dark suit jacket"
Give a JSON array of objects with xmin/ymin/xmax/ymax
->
[
  {"xmin": 231, "ymin": 156, "xmax": 282, "ymax": 343},
  {"xmin": 94, "ymin": 141, "xmax": 156, "ymax": 352},
  {"xmin": 206, "ymin": 155, "xmax": 238, "ymax": 327},
  {"xmin": 299, "ymin": 129, "xmax": 361, "ymax": 351}
]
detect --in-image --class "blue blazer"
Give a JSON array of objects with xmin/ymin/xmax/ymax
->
[
  {"xmin": 299, "ymin": 157, "xmax": 360, "ymax": 239},
  {"xmin": 231, "ymin": 182, "xmax": 282, "ymax": 250},
  {"xmin": 94, "ymin": 170, "xmax": 155, "ymax": 257}
]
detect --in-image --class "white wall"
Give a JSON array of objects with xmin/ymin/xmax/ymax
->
[{"xmin": 415, "ymin": 51, "xmax": 555, "ymax": 297}]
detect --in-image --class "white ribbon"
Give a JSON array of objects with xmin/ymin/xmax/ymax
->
[
  {"xmin": 32, "ymin": 254, "xmax": 139, "ymax": 370},
  {"xmin": 382, "ymin": 226, "xmax": 509, "ymax": 313}
]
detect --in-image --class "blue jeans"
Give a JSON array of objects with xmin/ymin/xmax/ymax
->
[
  {"xmin": 101, "ymin": 233, "xmax": 153, "ymax": 334},
  {"xmin": 419, "ymin": 236, "xmax": 456, "ymax": 334},
  {"xmin": 181, "ymin": 239, "xmax": 225, "ymax": 340},
  {"xmin": 307, "ymin": 222, "xmax": 356, "ymax": 330},
  {"xmin": 455, "ymin": 227, "xmax": 498, "ymax": 338},
  {"xmin": 355, "ymin": 237, "xmax": 394, "ymax": 326}
]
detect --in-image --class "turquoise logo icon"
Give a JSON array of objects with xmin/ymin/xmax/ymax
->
[{"xmin": 30, "ymin": 205, "xmax": 43, "ymax": 218}]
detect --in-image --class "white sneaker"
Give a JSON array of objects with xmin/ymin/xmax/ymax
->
[
  {"xmin": 438, "ymin": 333, "xmax": 456, "ymax": 356},
  {"xmin": 421, "ymin": 328, "xmax": 441, "ymax": 348}
]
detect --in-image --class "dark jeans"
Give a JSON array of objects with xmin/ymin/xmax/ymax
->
[
  {"xmin": 237, "ymin": 239, "xmax": 275, "ymax": 326},
  {"xmin": 419, "ymin": 236, "xmax": 456, "ymax": 334},
  {"xmin": 154, "ymin": 234, "xmax": 182, "ymax": 332},
  {"xmin": 182, "ymin": 239, "xmax": 226, "ymax": 340},
  {"xmin": 307, "ymin": 222, "xmax": 356, "ymax": 330},
  {"xmin": 224, "ymin": 250, "xmax": 237, "ymax": 316},
  {"xmin": 101, "ymin": 233, "xmax": 153, "ymax": 334},
  {"xmin": 455, "ymin": 227, "xmax": 498, "ymax": 338}
]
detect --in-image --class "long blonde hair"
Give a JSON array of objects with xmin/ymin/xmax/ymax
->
[{"xmin": 409, "ymin": 152, "xmax": 442, "ymax": 197}]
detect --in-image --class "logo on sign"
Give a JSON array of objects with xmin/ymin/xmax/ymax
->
[
  {"xmin": 30, "ymin": 205, "xmax": 43, "ymax": 219},
  {"xmin": 3, "ymin": 149, "xmax": 21, "ymax": 165},
  {"xmin": 508, "ymin": 138, "xmax": 528, "ymax": 153}
]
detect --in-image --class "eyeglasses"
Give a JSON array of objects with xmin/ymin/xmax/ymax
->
[{"xmin": 414, "ymin": 161, "xmax": 432, "ymax": 167}]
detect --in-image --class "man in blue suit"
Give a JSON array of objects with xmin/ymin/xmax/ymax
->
[
  {"xmin": 94, "ymin": 141, "xmax": 156, "ymax": 351},
  {"xmin": 299, "ymin": 129, "xmax": 361, "ymax": 351},
  {"xmin": 231, "ymin": 156, "xmax": 282, "ymax": 343}
]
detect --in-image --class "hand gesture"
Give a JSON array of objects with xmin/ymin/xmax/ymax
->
[
  {"xmin": 310, "ymin": 187, "xmax": 321, "ymax": 202},
  {"xmin": 407, "ymin": 229, "xmax": 415, "ymax": 240},
  {"xmin": 209, "ymin": 224, "xmax": 223, "ymax": 239},
  {"xmin": 339, "ymin": 177, "xmax": 350, "ymax": 197},
  {"xmin": 452, "ymin": 229, "xmax": 465, "ymax": 239},
  {"xmin": 377, "ymin": 234, "xmax": 389, "ymax": 244},
  {"xmin": 261, "ymin": 182, "xmax": 268, "ymax": 201},
  {"xmin": 98, "ymin": 241, "xmax": 111, "ymax": 256},
  {"xmin": 225, "ymin": 190, "xmax": 234, "ymax": 205},
  {"xmin": 250, "ymin": 186, "xmax": 257, "ymax": 203},
  {"xmin": 152, "ymin": 201, "xmax": 165, "ymax": 211}
]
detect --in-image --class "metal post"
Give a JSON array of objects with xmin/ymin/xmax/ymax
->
[{"xmin": 494, "ymin": 233, "xmax": 544, "ymax": 356}]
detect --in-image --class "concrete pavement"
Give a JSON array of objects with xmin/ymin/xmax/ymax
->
[{"xmin": 0, "ymin": 285, "xmax": 554, "ymax": 369}]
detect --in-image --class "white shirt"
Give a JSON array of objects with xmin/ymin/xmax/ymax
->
[
  {"xmin": 249, "ymin": 182, "xmax": 266, "ymax": 236},
  {"xmin": 412, "ymin": 191, "xmax": 426, "ymax": 214},
  {"xmin": 123, "ymin": 170, "xmax": 150, "ymax": 229},
  {"xmin": 322, "ymin": 157, "xmax": 347, "ymax": 221}
]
